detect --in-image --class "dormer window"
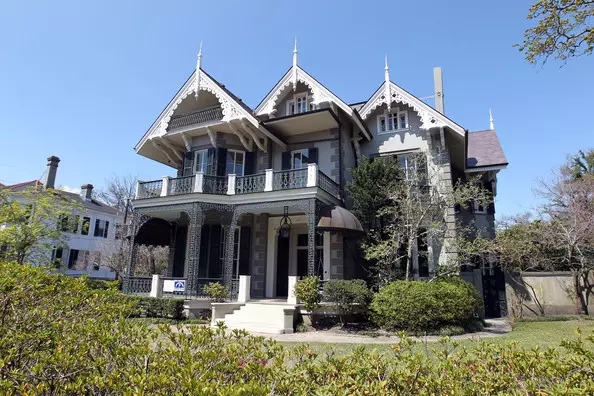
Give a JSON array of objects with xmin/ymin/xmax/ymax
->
[
  {"xmin": 377, "ymin": 108, "xmax": 408, "ymax": 133},
  {"xmin": 287, "ymin": 93, "xmax": 314, "ymax": 115}
]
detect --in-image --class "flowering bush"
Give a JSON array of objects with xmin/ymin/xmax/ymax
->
[{"xmin": 1, "ymin": 260, "xmax": 594, "ymax": 394}]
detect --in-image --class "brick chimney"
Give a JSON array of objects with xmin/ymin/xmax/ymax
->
[
  {"xmin": 80, "ymin": 184, "xmax": 93, "ymax": 200},
  {"xmin": 433, "ymin": 67, "xmax": 445, "ymax": 114},
  {"xmin": 43, "ymin": 156, "xmax": 60, "ymax": 189}
]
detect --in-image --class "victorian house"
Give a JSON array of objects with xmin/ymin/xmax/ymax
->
[{"xmin": 124, "ymin": 43, "xmax": 507, "ymax": 321}]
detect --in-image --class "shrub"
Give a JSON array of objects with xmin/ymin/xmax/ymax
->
[
  {"xmin": 370, "ymin": 278, "xmax": 482, "ymax": 332},
  {"xmin": 135, "ymin": 297, "xmax": 185, "ymax": 320},
  {"xmin": 294, "ymin": 276, "xmax": 321, "ymax": 312},
  {"xmin": 323, "ymin": 279, "xmax": 372, "ymax": 325},
  {"xmin": 203, "ymin": 282, "xmax": 230, "ymax": 302},
  {"xmin": 84, "ymin": 277, "xmax": 122, "ymax": 290}
]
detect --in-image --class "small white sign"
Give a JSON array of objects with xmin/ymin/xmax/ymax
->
[{"xmin": 163, "ymin": 279, "xmax": 185, "ymax": 292}]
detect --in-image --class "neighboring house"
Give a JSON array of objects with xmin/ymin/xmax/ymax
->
[
  {"xmin": 1, "ymin": 156, "xmax": 123, "ymax": 280},
  {"xmin": 125, "ymin": 45, "xmax": 507, "ymax": 318}
]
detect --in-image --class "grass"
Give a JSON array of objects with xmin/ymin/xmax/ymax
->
[
  {"xmin": 279, "ymin": 319, "xmax": 594, "ymax": 357},
  {"xmin": 128, "ymin": 317, "xmax": 209, "ymax": 325}
]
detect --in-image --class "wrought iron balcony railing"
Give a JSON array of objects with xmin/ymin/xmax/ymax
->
[
  {"xmin": 135, "ymin": 164, "xmax": 341, "ymax": 200},
  {"xmin": 168, "ymin": 106, "xmax": 224, "ymax": 131}
]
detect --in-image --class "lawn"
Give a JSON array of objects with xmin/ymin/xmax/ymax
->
[{"xmin": 279, "ymin": 319, "xmax": 594, "ymax": 357}]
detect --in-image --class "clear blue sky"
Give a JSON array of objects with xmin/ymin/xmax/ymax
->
[{"xmin": 1, "ymin": 0, "xmax": 592, "ymax": 216}]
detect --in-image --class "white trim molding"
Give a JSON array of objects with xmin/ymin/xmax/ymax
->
[{"xmin": 358, "ymin": 81, "xmax": 465, "ymax": 136}]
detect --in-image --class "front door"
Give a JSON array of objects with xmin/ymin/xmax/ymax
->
[{"xmin": 276, "ymin": 236, "xmax": 290, "ymax": 297}]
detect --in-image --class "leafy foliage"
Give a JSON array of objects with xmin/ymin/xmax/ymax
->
[
  {"xmin": 323, "ymin": 279, "xmax": 372, "ymax": 325},
  {"xmin": 518, "ymin": 0, "xmax": 594, "ymax": 64},
  {"xmin": 370, "ymin": 279, "xmax": 482, "ymax": 332},
  {"xmin": 134, "ymin": 297, "xmax": 185, "ymax": 320},
  {"xmin": 294, "ymin": 276, "xmax": 322, "ymax": 312},
  {"xmin": 203, "ymin": 281, "xmax": 230, "ymax": 302},
  {"xmin": 2, "ymin": 260, "xmax": 594, "ymax": 394},
  {"xmin": 0, "ymin": 187, "xmax": 81, "ymax": 265}
]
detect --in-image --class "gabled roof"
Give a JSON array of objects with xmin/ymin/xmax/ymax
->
[
  {"xmin": 59, "ymin": 190, "xmax": 119, "ymax": 215},
  {"xmin": 357, "ymin": 81, "xmax": 466, "ymax": 136},
  {"xmin": 4, "ymin": 180, "xmax": 42, "ymax": 192},
  {"xmin": 255, "ymin": 65, "xmax": 371, "ymax": 140},
  {"xmin": 466, "ymin": 129, "xmax": 508, "ymax": 169},
  {"xmin": 135, "ymin": 68, "xmax": 285, "ymax": 152}
]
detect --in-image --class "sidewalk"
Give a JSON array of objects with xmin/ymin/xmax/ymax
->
[{"xmin": 255, "ymin": 319, "xmax": 512, "ymax": 344}]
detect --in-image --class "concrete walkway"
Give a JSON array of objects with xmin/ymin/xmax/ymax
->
[{"xmin": 253, "ymin": 319, "xmax": 512, "ymax": 344}]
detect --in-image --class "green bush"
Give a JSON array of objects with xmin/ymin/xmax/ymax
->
[
  {"xmin": 294, "ymin": 276, "xmax": 321, "ymax": 312},
  {"xmin": 323, "ymin": 279, "xmax": 372, "ymax": 325},
  {"xmin": 84, "ymin": 278, "xmax": 122, "ymax": 290},
  {"xmin": 203, "ymin": 282, "xmax": 230, "ymax": 302},
  {"xmin": 3, "ymin": 260, "xmax": 594, "ymax": 394},
  {"xmin": 370, "ymin": 278, "xmax": 482, "ymax": 332},
  {"xmin": 134, "ymin": 297, "xmax": 185, "ymax": 320}
]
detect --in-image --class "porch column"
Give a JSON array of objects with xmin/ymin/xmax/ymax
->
[
  {"xmin": 123, "ymin": 214, "xmax": 142, "ymax": 294},
  {"xmin": 186, "ymin": 203, "xmax": 204, "ymax": 295},
  {"xmin": 223, "ymin": 209, "xmax": 239, "ymax": 292},
  {"xmin": 306, "ymin": 199, "xmax": 317, "ymax": 276}
]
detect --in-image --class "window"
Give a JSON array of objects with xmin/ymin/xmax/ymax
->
[
  {"xmin": 473, "ymin": 201, "xmax": 486, "ymax": 214},
  {"xmin": 296, "ymin": 233, "xmax": 324, "ymax": 277},
  {"xmin": 67, "ymin": 249, "xmax": 79, "ymax": 269},
  {"xmin": 377, "ymin": 108, "xmax": 408, "ymax": 133},
  {"xmin": 220, "ymin": 227, "xmax": 241, "ymax": 279},
  {"xmin": 194, "ymin": 149, "xmax": 210, "ymax": 174},
  {"xmin": 397, "ymin": 153, "xmax": 427, "ymax": 184},
  {"xmin": 417, "ymin": 229, "xmax": 429, "ymax": 278},
  {"xmin": 287, "ymin": 93, "xmax": 313, "ymax": 115},
  {"xmin": 94, "ymin": 219, "xmax": 109, "ymax": 238},
  {"xmin": 226, "ymin": 150, "xmax": 245, "ymax": 176},
  {"xmin": 291, "ymin": 149, "xmax": 309, "ymax": 169},
  {"xmin": 51, "ymin": 247, "xmax": 63, "ymax": 268},
  {"xmin": 81, "ymin": 217, "xmax": 91, "ymax": 235},
  {"xmin": 58, "ymin": 215, "xmax": 80, "ymax": 233}
]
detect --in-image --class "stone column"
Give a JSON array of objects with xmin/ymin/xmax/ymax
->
[
  {"xmin": 186, "ymin": 203, "xmax": 204, "ymax": 296},
  {"xmin": 251, "ymin": 213, "xmax": 269, "ymax": 298}
]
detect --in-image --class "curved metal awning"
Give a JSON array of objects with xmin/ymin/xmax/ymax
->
[{"xmin": 317, "ymin": 205, "xmax": 364, "ymax": 235}]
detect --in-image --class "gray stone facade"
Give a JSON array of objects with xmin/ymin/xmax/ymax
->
[{"xmin": 250, "ymin": 213, "xmax": 268, "ymax": 297}]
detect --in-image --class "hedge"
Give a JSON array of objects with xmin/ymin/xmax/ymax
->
[
  {"xmin": 133, "ymin": 297, "xmax": 185, "ymax": 320},
  {"xmin": 370, "ymin": 277, "xmax": 482, "ymax": 332},
  {"xmin": 2, "ymin": 260, "xmax": 594, "ymax": 394},
  {"xmin": 323, "ymin": 279, "xmax": 371, "ymax": 325}
]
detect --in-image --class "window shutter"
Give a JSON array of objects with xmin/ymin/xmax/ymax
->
[
  {"xmin": 183, "ymin": 152, "xmax": 194, "ymax": 176},
  {"xmin": 94, "ymin": 219, "xmax": 100, "ymax": 237},
  {"xmin": 281, "ymin": 152, "xmax": 291, "ymax": 170},
  {"xmin": 239, "ymin": 227, "xmax": 251, "ymax": 275},
  {"xmin": 209, "ymin": 225, "xmax": 222, "ymax": 279},
  {"xmin": 216, "ymin": 148, "xmax": 228, "ymax": 176},
  {"xmin": 308, "ymin": 147, "xmax": 319, "ymax": 164},
  {"xmin": 244, "ymin": 152, "xmax": 256, "ymax": 175},
  {"xmin": 104, "ymin": 221, "xmax": 109, "ymax": 238}
]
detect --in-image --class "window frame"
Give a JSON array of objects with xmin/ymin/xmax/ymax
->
[
  {"xmin": 291, "ymin": 149, "xmax": 309, "ymax": 170},
  {"xmin": 377, "ymin": 107, "xmax": 409, "ymax": 134},
  {"xmin": 473, "ymin": 201, "xmax": 487, "ymax": 214},
  {"xmin": 194, "ymin": 149, "xmax": 209, "ymax": 174},
  {"xmin": 286, "ymin": 92, "xmax": 314, "ymax": 115},
  {"xmin": 225, "ymin": 149, "xmax": 245, "ymax": 176}
]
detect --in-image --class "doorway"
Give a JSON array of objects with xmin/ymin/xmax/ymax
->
[{"xmin": 275, "ymin": 235, "xmax": 290, "ymax": 297}]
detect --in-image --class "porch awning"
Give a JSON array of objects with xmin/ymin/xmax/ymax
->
[{"xmin": 317, "ymin": 205, "xmax": 364, "ymax": 235}]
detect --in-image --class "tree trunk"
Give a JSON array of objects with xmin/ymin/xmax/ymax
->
[
  {"xmin": 148, "ymin": 246, "xmax": 156, "ymax": 275},
  {"xmin": 405, "ymin": 237, "xmax": 414, "ymax": 281},
  {"xmin": 573, "ymin": 270, "xmax": 588, "ymax": 315}
]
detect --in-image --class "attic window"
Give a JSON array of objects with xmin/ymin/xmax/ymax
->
[
  {"xmin": 378, "ymin": 108, "xmax": 408, "ymax": 133},
  {"xmin": 287, "ymin": 93, "xmax": 314, "ymax": 115}
]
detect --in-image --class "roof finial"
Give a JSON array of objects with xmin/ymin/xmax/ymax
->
[
  {"xmin": 292, "ymin": 37, "xmax": 298, "ymax": 90},
  {"xmin": 195, "ymin": 42, "xmax": 203, "ymax": 99},
  {"xmin": 385, "ymin": 54, "xmax": 392, "ymax": 111},
  {"xmin": 489, "ymin": 108, "xmax": 495, "ymax": 130}
]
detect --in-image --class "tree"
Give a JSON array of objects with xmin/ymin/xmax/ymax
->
[
  {"xmin": 0, "ymin": 187, "xmax": 81, "ymax": 265},
  {"xmin": 537, "ymin": 164, "xmax": 594, "ymax": 315},
  {"xmin": 567, "ymin": 148, "xmax": 594, "ymax": 179},
  {"xmin": 95, "ymin": 238, "xmax": 169, "ymax": 279},
  {"xmin": 518, "ymin": 0, "xmax": 594, "ymax": 64},
  {"xmin": 96, "ymin": 174, "xmax": 137, "ymax": 223},
  {"xmin": 358, "ymin": 151, "xmax": 492, "ymax": 284}
]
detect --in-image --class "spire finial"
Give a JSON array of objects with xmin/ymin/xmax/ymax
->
[
  {"xmin": 489, "ymin": 108, "xmax": 495, "ymax": 130},
  {"xmin": 195, "ymin": 42, "xmax": 203, "ymax": 99},
  {"xmin": 292, "ymin": 37, "xmax": 298, "ymax": 90},
  {"xmin": 384, "ymin": 54, "xmax": 392, "ymax": 111}
]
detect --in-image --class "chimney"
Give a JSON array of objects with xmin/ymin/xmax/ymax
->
[
  {"xmin": 43, "ymin": 156, "xmax": 60, "ymax": 189},
  {"xmin": 433, "ymin": 67, "xmax": 445, "ymax": 114},
  {"xmin": 80, "ymin": 184, "xmax": 93, "ymax": 200}
]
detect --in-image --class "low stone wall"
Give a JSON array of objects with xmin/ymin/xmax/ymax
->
[{"xmin": 505, "ymin": 271, "xmax": 594, "ymax": 317}]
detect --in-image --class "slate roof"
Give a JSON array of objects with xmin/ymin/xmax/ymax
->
[
  {"xmin": 467, "ymin": 130, "xmax": 508, "ymax": 169},
  {"xmin": 3, "ymin": 180, "xmax": 42, "ymax": 192}
]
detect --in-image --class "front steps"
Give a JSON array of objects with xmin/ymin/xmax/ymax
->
[{"xmin": 212, "ymin": 302, "xmax": 296, "ymax": 334}]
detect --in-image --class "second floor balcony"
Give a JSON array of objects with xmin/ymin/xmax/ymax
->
[
  {"xmin": 135, "ymin": 163, "xmax": 341, "ymax": 203},
  {"xmin": 168, "ymin": 106, "xmax": 224, "ymax": 132}
]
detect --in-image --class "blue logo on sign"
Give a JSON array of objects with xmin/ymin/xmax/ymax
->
[{"xmin": 174, "ymin": 280, "xmax": 185, "ymax": 290}]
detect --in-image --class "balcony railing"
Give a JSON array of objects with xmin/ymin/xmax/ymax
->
[
  {"xmin": 168, "ymin": 106, "xmax": 224, "ymax": 131},
  {"xmin": 135, "ymin": 163, "xmax": 341, "ymax": 200}
]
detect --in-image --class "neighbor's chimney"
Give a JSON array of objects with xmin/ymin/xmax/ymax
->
[
  {"xmin": 80, "ymin": 184, "xmax": 93, "ymax": 200},
  {"xmin": 43, "ymin": 156, "xmax": 60, "ymax": 189},
  {"xmin": 433, "ymin": 67, "xmax": 445, "ymax": 114}
]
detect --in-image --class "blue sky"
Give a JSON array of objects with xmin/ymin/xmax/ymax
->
[{"xmin": 1, "ymin": 0, "xmax": 592, "ymax": 216}]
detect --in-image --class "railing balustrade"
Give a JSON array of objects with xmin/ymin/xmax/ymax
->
[
  {"xmin": 168, "ymin": 106, "xmax": 224, "ymax": 130},
  {"xmin": 202, "ymin": 175, "xmax": 228, "ymax": 195},
  {"xmin": 127, "ymin": 276, "xmax": 153, "ymax": 295},
  {"xmin": 137, "ymin": 180, "xmax": 163, "ymax": 199},
  {"xmin": 168, "ymin": 175, "xmax": 195, "ymax": 196},
  {"xmin": 272, "ymin": 168, "xmax": 308, "ymax": 190},
  {"xmin": 235, "ymin": 173, "xmax": 266, "ymax": 194},
  {"xmin": 317, "ymin": 171, "xmax": 340, "ymax": 199}
]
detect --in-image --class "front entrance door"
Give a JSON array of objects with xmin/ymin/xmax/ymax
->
[{"xmin": 276, "ymin": 236, "xmax": 290, "ymax": 297}]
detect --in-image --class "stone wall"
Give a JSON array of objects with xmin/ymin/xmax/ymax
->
[{"xmin": 250, "ymin": 214, "xmax": 268, "ymax": 297}]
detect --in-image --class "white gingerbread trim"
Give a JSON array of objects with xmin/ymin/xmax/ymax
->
[
  {"xmin": 358, "ymin": 81, "xmax": 465, "ymax": 136},
  {"xmin": 254, "ymin": 65, "xmax": 370, "ymax": 140}
]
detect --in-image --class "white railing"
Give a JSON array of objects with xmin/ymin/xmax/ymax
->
[{"xmin": 135, "ymin": 164, "xmax": 340, "ymax": 200}]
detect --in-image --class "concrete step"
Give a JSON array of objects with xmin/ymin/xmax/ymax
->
[{"xmin": 215, "ymin": 302, "xmax": 296, "ymax": 334}]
